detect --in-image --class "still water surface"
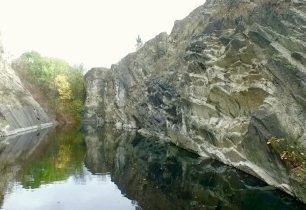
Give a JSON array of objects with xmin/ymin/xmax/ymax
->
[{"xmin": 0, "ymin": 125, "xmax": 305, "ymax": 210}]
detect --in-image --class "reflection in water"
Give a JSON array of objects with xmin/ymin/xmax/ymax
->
[
  {"xmin": 0, "ymin": 129, "xmax": 51, "ymax": 208},
  {"xmin": 0, "ymin": 125, "xmax": 305, "ymax": 210},
  {"xmin": 0, "ymin": 126, "xmax": 138, "ymax": 210},
  {"xmin": 83, "ymin": 125, "xmax": 306, "ymax": 210},
  {"xmin": 19, "ymin": 127, "xmax": 86, "ymax": 189},
  {"xmin": 3, "ymin": 168, "xmax": 137, "ymax": 210}
]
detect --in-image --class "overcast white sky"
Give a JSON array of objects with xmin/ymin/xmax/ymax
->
[{"xmin": 0, "ymin": 0, "xmax": 204, "ymax": 69}]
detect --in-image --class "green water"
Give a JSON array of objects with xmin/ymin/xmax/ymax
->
[{"xmin": 0, "ymin": 125, "xmax": 305, "ymax": 210}]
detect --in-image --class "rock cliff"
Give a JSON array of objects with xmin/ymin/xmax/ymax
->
[
  {"xmin": 84, "ymin": 0, "xmax": 306, "ymax": 202},
  {"xmin": 0, "ymin": 41, "xmax": 52, "ymax": 136}
]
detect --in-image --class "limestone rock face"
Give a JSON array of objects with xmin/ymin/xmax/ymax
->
[
  {"xmin": 0, "ymin": 42, "xmax": 52, "ymax": 136},
  {"xmin": 84, "ymin": 0, "xmax": 306, "ymax": 202}
]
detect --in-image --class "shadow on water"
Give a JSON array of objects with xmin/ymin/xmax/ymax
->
[{"xmin": 0, "ymin": 125, "xmax": 305, "ymax": 210}]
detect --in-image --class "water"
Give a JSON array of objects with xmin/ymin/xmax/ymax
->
[{"xmin": 0, "ymin": 125, "xmax": 305, "ymax": 210}]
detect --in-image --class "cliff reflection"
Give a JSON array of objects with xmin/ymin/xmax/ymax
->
[
  {"xmin": 0, "ymin": 126, "xmax": 305, "ymax": 210},
  {"xmin": 83, "ymin": 125, "xmax": 305, "ymax": 210},
  {"xmin": 0, "ymin": 129, "xmax": 51, "ymax": 206},
  {"xmin": 0, "ymin": 126, "xmax": 138, "ymax": 210}
]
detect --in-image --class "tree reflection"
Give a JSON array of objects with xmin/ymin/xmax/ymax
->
[
  {"xmin": 19, "ymin": 127, "xmax": 86, "ymax": 189},
  {"xmin": 0, "ymin": 125, "xmax": 305, "ymax": 210}
]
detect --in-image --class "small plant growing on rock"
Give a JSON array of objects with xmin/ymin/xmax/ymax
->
[
  {"xmin": 135, "ymin": 35, "xmax": 143, "ymax": 51},
  {"xmin": 267, "ymin": 136, "xmax": 306, "ymax": 170}
]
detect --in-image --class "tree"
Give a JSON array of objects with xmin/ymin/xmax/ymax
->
[
  {"xmin": 54, "ymin": 74, "xmax": 72, "ymax": 101},
  {"xmin": 135, "ymin": 35, "xmax": 143, "ymax": 50}
]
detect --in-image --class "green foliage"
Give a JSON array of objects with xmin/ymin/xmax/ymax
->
[{"xmin": 12, "ymin": 51, "xmax": 85, "ymax": 122}]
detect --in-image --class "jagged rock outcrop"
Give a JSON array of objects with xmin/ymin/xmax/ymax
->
[
  {"xmin": 0, "ymin": 41, "xmax": 52, "ymax": 136},
  {"xmin": 84, "ymin": 0, "xmax": 306, "ymax": 202}
]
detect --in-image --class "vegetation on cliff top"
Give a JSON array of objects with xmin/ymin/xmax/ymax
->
[{"xmin": 12, "ymin": 51, "xmax": 85, "ymax": 124}]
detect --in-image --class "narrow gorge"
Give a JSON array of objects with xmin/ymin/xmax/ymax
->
[{"xmin": 84, "ymin": 0, "xmax": 306, "ymax": 203}]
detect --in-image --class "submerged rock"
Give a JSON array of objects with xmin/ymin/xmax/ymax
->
[
  {"xmin": 84, "ymin": 0, "xmax": 306, "ymax": 202},
  {"xmin": 0, "ymin": 41, "xmax": 52, "ymax": 136}
]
